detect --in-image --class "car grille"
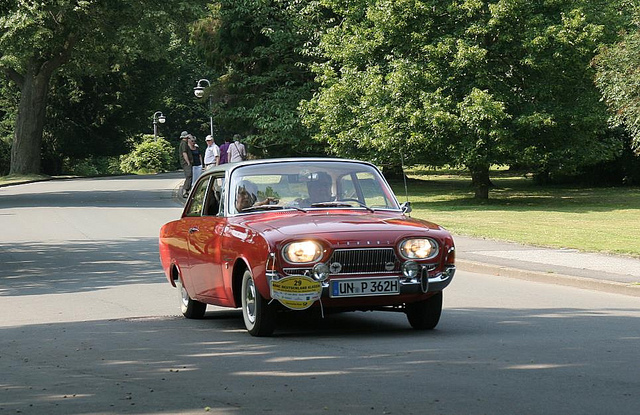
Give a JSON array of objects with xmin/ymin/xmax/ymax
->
[
  {"xmin": 282, "ymin": 248, "xmax": 401, "ymax": 276},
  {"xmin": 328, "ymin": 248, "xmax": 399, "ymax": 275}
]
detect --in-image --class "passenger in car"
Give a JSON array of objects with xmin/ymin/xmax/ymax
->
[{"xmin": 234, "ymin": 180, "xmax": 278, "ymax": 213}]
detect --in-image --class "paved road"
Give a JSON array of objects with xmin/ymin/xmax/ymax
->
[{"xmin": 1, "ymin": 174, "xmax": 639, "ymax": 415}]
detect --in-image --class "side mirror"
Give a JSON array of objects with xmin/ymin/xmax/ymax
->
[{"xmin": 400, "ymin": 201, "xmax": 412, "ymax": 214}]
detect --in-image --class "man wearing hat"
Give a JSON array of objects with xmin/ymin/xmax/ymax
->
[
  {"xmin": 203, "ymin": 135, "xmax": 220, "ymax": 170},
  {"xmin": 178, "ymin": 131, "xmax": 193, "ymax": 198}
]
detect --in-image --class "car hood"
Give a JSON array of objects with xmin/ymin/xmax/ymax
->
[{"xmin": 237, "ymin": 211, "xmax": 443, "ymax": 242}]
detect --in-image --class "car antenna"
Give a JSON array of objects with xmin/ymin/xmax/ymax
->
[{"xmin": 400, "ymin": 151, "xmax": 411, "ymax": 216}]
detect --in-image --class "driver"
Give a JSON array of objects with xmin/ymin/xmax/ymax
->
[
  {"xmin": 307, "ymin": 172, "xmax": 333, "ymax": 204},
  {"xmin": 290, "ymin": 172, "xmax": 333, "ymax": 208}
]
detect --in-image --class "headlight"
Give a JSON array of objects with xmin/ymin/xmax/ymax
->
[
  {"xmin": 399, "ymin": 238, "xmax": 439, "ymax": 259},
  {"xmin": 283, "ymin": 241, "xmax": 323, "ymax": 263}
]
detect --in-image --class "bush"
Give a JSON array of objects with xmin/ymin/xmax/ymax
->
[{"xmin": 120, "ymin": 135, "xmax": 176, "ymax": 174}]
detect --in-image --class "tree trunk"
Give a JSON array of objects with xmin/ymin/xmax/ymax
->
[
  {"xmin": 470, "ymin": 164, "xmax": 491, "ymax": 200},
  {"xmin": 382, "ymin": 164, "xmax": 406, "ymax": 181},
  {"xmin": 10, "ymin": 68, "xmax": 50, "ymax": 175}
]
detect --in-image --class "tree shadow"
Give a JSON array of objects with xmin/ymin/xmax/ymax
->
[
  {"xmin": 1, "ymin": 307, "xmax": 639, "ymax": 414},
  {"xmin": 0, "ymin": 238, "xmax": 165, "ymax": 296},
  {"xmin": 0, "ymin": 173, "xmax": 183, "ymax": 209}
]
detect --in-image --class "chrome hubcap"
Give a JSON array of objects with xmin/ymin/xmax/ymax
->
[
  {"xmin": 179, "ymin": 281, "xmax": 189, "ymax": 307},
  {"xmin": 245, "ymin": 277, "xmax": 257, "ymax": 324}
]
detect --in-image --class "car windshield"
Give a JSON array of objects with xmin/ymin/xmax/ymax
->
[{"xmin": 229, "ymin": 161, "xmax": 400, "ymax": 214}]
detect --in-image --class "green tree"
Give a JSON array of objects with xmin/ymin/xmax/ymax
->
[
  {"xmin": 593, "ymin": 3, "xmax": 640, "ymax": 150},
  {"xmin": 303, "ymin": 0, "xmax": 628, "ymax": 198},
  {"xmin": 42, "ymin": 44, "xmax": 209, "ymax": 175},
  {"xmin": 0, "ymin": 0, "xmax": 207, "ymax": 175},
  {"xmin": 190, "ymin": 0, "xmax": 329, "ymax": 157}
]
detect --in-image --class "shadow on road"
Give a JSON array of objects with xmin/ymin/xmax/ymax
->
[
  {"xmin": 1, "ymin": 307, "xmax": 639, "ymax": 414},
  {"xmin": 0, "ymin": 238, "xmax": 164, "ymax": 296}
]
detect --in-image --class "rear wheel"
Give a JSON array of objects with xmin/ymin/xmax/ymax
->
[
  {"xmin": 176, "ymin": 278, "xmax": 206, "ymax": 319},
  {"xmin": 406, "ymin": 292, "xmax": 443, "ymax": 330},
  {"xmin": 241, "ymin": 269, "xmax": 276, "ymax": 336}
]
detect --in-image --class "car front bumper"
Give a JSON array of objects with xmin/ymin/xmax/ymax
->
[{"xmin": 267, "ymin": 265, "xmax": 455, "ymax": 298}]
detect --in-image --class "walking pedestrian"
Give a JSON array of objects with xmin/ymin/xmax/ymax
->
[
  {"xmin": 203, "ymin": 135, "xmax": 220, "ymax": 169},
  {"xmin": 227, "ymin": 134, "xmax": 247, "ymax": 163},
  {"xmin": 178, "ymin": 131, "xmax": 193, "ymax": 198},
  {"xmin": 219, "ymin": 137, "xmax": 230, "ymax": 165}
]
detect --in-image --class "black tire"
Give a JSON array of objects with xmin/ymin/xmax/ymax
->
[
  {"xmin": 406, "ymin": 292, "xmax": 443, "ymax": 330},
  {"xmin": 177, "ymin": 278, "xmax": 206, "ymax": 319},
  {"xmin": 241, "ymin": 269, "xmax": 276, "ymax": 336}
]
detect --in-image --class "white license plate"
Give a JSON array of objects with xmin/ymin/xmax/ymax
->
[{"xmin": 330, "ymin": 277, "xmax": 399, "ymax": 298}]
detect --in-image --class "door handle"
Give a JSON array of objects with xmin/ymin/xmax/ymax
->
[{"xmin": 188, "ymin": 227, "xmax": 199, "ymax": 234}]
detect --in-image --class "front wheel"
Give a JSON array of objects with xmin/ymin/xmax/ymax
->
[
  {"xmin": 176, "ymin": 278, "xmax": 206, "ymax": 319},
  {"xmin": 405, "ymin": 292, "xmax": 443, "ymax": 330},
  {"xmin": 241, "ymin": 270, "xmax": 276, "ymax": 336}
]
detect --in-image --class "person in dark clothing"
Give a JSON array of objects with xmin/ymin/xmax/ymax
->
[
  {"xmin": 189, "ymin": 136, "xmax": 204, "ymax": 183},
  {"xmin": 219, "ymin": 137, "xmax": 230, "ymax": 164},
  {"xmin": 178, "ymin": 131, "xmax": 193, "ymax": 198}
]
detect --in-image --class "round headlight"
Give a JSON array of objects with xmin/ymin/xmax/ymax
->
[
  {"xmin": 400, "ymin": 238, "xmax": 439, "ymax": 259},
  {"xmin": 283, "ymin": 241, "xmax": 323, "ymax": 263}
]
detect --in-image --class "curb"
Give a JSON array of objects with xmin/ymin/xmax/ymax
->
[{"xmin": 457, "ymin": 259, "xmax": 640, "ymax": 298}]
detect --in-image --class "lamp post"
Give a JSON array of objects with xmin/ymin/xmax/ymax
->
[
  {"xmin": 194, "ymin": 79, "xmax": 214, "ymax": 137},
  {"xmin": 152, "ymin": 111, "xmax": 166, "ymax": 140}
]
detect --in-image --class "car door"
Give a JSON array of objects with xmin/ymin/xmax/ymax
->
[{"xmin": 185, "ymin": 175, "xmax": 227, "ymax": 301}]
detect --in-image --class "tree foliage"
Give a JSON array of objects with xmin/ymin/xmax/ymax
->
[
  {"xmin": 190, "ymin": 0, "xmax": 330, "ymax": 157},
  {"xmin": 0, "ymin": 0, "xmax": 208, "ymax": 174},
  {"xmin": 593, "ymin": 3, "xmax": 640, "ymax": 151},
  {"xmin": 302, "ymin": 0, "xmax": 630, "ymax": 197}
]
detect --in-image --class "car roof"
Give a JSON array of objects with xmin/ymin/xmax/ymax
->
[{"xmin": 200, "ymin": 157, "xmax": 379, "ymax": 178}]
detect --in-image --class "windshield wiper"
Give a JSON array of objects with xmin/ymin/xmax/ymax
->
[
  {"xmin": 242, "ymin": 205, "xmax": 307, "ymax": 213},
  {"xmin": 310, "ymin": 201, "xmax": 375, "ymax": 213}
]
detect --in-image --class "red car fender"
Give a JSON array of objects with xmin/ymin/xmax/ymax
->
[{"xmin": 222, "ymin": 224, "xmax": 273, "ymax": 307}]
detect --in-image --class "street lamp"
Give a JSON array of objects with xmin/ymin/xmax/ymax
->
[
  {"xmin": 153, "ymin": 111, "xmax": 166, "ymax": 140},
  {"xmin": 194, "ymin": 78, "xmax": 214, "ymax": 137}
]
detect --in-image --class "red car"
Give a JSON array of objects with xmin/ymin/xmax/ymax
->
[{"xmin": 159, "ymin": 158, "xmax": 455, "ymax": 336}]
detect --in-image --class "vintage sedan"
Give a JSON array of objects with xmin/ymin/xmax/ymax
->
[{"xmin": 159, "ymin": 158, "xmax": 456, "ymax": 336}]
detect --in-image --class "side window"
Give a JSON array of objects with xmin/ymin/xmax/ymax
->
[
  {"xmin": 204, "ymin": 176, "xmax": 225, "ymax": 216},
  {"xmin": 185, "ymin": 178, "xmax": 209, "ymax": 217}
]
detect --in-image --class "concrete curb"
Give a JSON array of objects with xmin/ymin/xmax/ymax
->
[{"xmin": 457, "ymin": 259, "xmax": 640, "ymax": 297}]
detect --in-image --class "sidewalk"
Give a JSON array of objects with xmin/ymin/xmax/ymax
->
[{"xmin": 454, "ymin": 235, "xmax": 640, "ymax": 297}]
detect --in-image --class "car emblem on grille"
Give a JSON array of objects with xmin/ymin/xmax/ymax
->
[
  {"xmin": 384, "ymin": 262, "xmax": 395, "ymax": 271},
  {"xmin": 329, "ymin": 262, "xmax": 342, "ymax": 273}
]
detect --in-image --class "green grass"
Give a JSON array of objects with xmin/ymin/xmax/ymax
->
[
  {"xmin": 0, "ymin": 174, "xmax": 50, "ymax": 186},
  {"xmin": 392, "ymin": 170, "xmax": 640, "ymax": 257}
]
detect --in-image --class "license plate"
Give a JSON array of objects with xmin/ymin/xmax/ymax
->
[{"xmin": 330, "ymin": 277, "xmax": 399, "ymax": 298}]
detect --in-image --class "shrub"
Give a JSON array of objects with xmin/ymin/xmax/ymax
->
[{"xmin": 120, "ymin": 135, "xmax": 175, "ymax": 174}]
